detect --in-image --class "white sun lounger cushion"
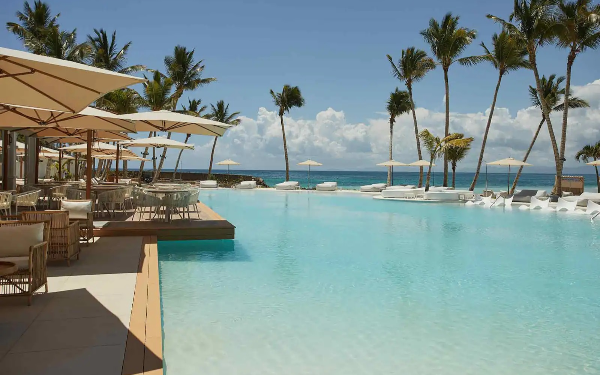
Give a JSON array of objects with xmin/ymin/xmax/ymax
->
[
  {"xmin": 530, "ymin": 196, "xmax": 550, "ymax": 210},
  {"xmin": 316, "ymin": 182, "xmax": 337, "ymax": 191},
  {"xmin": 555, "ymin": 197, "xmax": 578, "ymax": 212},
  {"xmin": 275, "ymin": 181, "xmax": 300, "ymax": 190},
  {"xmin": 200, "ymin": 180, "xmax": 218, "ymax": 188}
]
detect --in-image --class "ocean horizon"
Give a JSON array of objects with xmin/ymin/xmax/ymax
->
[{"xmin": 152, "ymin": 169, "xmax": 600, "ymax": 192}]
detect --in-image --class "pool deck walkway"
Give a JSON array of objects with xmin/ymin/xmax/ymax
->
[
  {"xmin": 94, "ymin": 201, "xmax": 235, "ymax": 240},
  {"xmin": 0, "ymin": 236, "xmax": 163, "ymax": 375}
]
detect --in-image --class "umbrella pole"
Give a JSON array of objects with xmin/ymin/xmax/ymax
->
[
  {"xmin": 34, "ymin": 138, "xmax": 39, "ymax": 184},
  {"xmin": 485, "ymin": 164, "xmax": 488, "ymax": 194},
  {"xmin": 86, "ymin": 131, "xmax": 92, "ymax": 200},
  {"xmin": 392, "ymin": 166, "xmax": 394, "ymax": 186},
  {"xmin": 58, "ymin": 146, "xmax": 62, "ymax": 181},
  {"xmin": 308, "ymin": 165, "xmax": 311, "ymax": 189},
  {"xmin": 115, "ymin": 144, "xmax": 120, "ymax": 183},
  {"xmin": 74, "ymin": 153, "xmax": 79, "ymax": 181},
  {"xmin": 1, "ymin": 131, "xmax": 8, "ymax": 191},
  {"xmin": 507, "ymin": 165, "xmax": 510, "ymax": 195}
]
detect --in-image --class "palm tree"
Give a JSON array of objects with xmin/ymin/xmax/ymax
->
[
  {"xmin": 419, "ymin": 130, "xmax": 471, "ymax": 191},
  {"xmin": 138, "ymin": 71, "xmax": 174, "ymax": 179},
  {"xmin": 206, "ymin": 101, "xmax": 241, "ymax": 177},
  {"xmin": 95, "ymin": 88, "xmax": 143, "ymax": 115},
  {"xmin": 469, "ymin": 31, "xmax": 530, "ymax": 191},
  {"xmin": 575, "ymin": 142, "xmax": 600, "ymax": 192},
  {"xmin": 421, "ymin": 13, "xmax": 479, "ymax": 187},
  {"xmin": 446, "ymin": 135, "xmax": 474, "ymax": 188},
  {"xmin": 6, "ymin": 0, "xmax": 60, "ymax": 54},
  {"xmin": 488, "ymin": 0, "xmax": 563, "ymax": 193},
  {"xmin": 270, "ymin": 85, "xmax": 305, "ymax": 181},
  {"xmin": 385, "ymin": 88, "xmax": 411, "ymax": 185},
  {"xmin": 86, "ymin": 29, "xmax": 145, "ymax": 73},
  {"xmin": 171, "ymin": 99, "xmax": 208, "ymax": 180},
  {"xmin": 387, "ymin": 47, "xmax": 436, "ymax": 187},
  {"xmin": 511, "ymin": 74, "xmax": 589, "ymax": 192},
  {"xmin": 553, "ymin": 0, "xmax": 600, "ymax": 192},
  {"xmin": 39, "ymin": 26, "xmax": 89, "ymax": 62},
  {"xmin": 153, "ymin": 46, "xmax": 216, "ymax": 183}
]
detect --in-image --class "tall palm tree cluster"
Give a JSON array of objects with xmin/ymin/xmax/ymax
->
[
  {"xmin": 387, "ymin": 1, "xmax": 600, "ymax": 195},
  {"xmin": 6, "ymin": 0, "xmax": 241, "ymax": 181}
]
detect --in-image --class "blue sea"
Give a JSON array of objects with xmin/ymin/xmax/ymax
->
[{"xmin": 174, "ymin": 169, "xmax": 599, "ymax": 192}]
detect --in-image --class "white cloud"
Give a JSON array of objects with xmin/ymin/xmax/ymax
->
[{"xmin": 180, "ymin": 79, "xmax": 600, "ymax": 172}]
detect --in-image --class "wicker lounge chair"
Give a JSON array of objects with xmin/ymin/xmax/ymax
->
[
  {"xmin": 0, "ymin": 221, "xmax": 49, "ymax": 305},
  {"xmin": 0, "ymin": 192, "xmax": 11, "ymax": 216},
  {"xmin": 21, "ymin": 211, "xmax": 80, "ymax": 265},
  {"xmin": 61, "ymin": 200, "xmax": 95, "ymax": 245},
  {"xmin": 13, "ymin": 190, "xmax": 41, "ymax": 214}
]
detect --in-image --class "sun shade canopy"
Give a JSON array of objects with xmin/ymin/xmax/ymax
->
[
  {"xmin": 0, "ymin": 105, "xmax": 136, "ymax": 132},
  {"xmin": 487, "ymin": 158, "xmax": 532, "ymax": 167},
  {"xmin": 0, "ymin": 47, "xmax": 145, "ymax": 113},
  {"xmin": 409, "ymin": 160, "xmax": 435, "ymax": 167},
  {"xmin": 217, "ymin": 159, "xmax": 240, "ymax": 165},
  {"xmin": 297, "ymin": 159, "xmax": 323, "ymax": 166},
  {"xmin": 120, "ymin": 136, "xmax": 194, "ymax": 149},
  {"xmin": 119, "ymin": 110, "xmax": 231, "ymax": 136},
  {"xmin": 377, "ymin": 160, "xmax": 407, "ymax": 167}
]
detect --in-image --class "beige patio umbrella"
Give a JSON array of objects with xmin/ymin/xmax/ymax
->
[
  {"xmin": 487, "ymin": 157, "xmax": 532, "ymax": 193},
  {"xmin": 60, "ymin": 142, "xmax": 137, "ymax": 183},
  {"xmin": 0, "ymin": 47, "xmax": 145, "ymax": 113},
  {"xmin": 119, "ymin": 110, "xmax": 232, "ymax": 136},
  {"xmin": 216, "ymin": 159, "xmax": 241, "ymax": 176},
  {"xmin": 377, "ymin": 160, "xmax": 407, "ymax": 186},
  {"xmin": 409, "ymin": 160, "xmax": 436, "ymax": 186},
  {"xmin": 120, "ymin": 136, "xmax": 194, "ymax": 149},
  {"xmin": 298, "ymin": 159, "xmax": 322, "ymax": 188},
  {"xmin": 23, "ymin": 128, "xmax": 132, "ymax": 142},
  {"xmin": 586, "ymin": 160, "xmax": 600, "ymax": 166}
]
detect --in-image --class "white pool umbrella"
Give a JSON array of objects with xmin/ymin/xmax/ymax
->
[
  {"xmin": 487, "ymin": 158, "xmax": 532, "ymax": 193},
  {"xmin": 586, "ymin": 160, "xmax": 600, "ymax": 166},
  {"xmin": 217, "ymin": 159, "xmax": 241, "ymax": 175},
  {"xmin": 0, "ymin": 47, "xmax": 145, "ymax": 113},
  {"xmin": 120, "ymin": 110, "xmax": 232, "ymax": 136},
  {"xmin": 377, "ymin": 160, "xmax": 407, "ymax": 185},
  {"xmin": 298, "ymin": 159, "xmax": 322, "ymax": 189},
  {"xmin": 120, "ymin": 136, "xmax": 194, "ymax": 149}
]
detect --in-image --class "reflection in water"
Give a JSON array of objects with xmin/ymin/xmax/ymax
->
[{"xmin": 159, "ymin": 240, "xmax": 250, "ymax": 262}]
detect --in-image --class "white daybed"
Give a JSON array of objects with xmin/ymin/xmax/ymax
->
[
  {"xmin": 275, "ymin": 181, "xmax": 300, "ymax": 190},
  {"xmin": 381, "ymin": 187, "xmax": 424, "ymax": 199},
  {"xmin": 316, "ymin": 182, "xmax": 337, "ymax": 191},
  {"xmin": 236, "ymin": 181, "xmax": 257, "ymax": 189},
  {"xmin": 360, "ymin": 183, "xmax": 387, "ymax": 192},
  {"xmin": 199, "ymin": 180, "xmax": 218, "ymax": 188}
]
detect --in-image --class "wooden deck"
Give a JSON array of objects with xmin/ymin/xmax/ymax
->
[{"xmin": 93, "ymin": 202, "xmax": 235, "ymax": 241}]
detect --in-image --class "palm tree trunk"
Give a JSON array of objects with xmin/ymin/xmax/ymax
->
[
  {"xmin": 443, "ymin": 67, "xmax": 450, "ymax": 187},
  {"xmin": 558, "ymin": 50, "xmax": 576, "ymax": 196},
  {"xmin": 511, "ymin": 118, "xmax": 545, "ymax": 194},
  {"xmin": 408, "ymin": 84, "xmax": 424, "ymax": 187},
  {"xmin": 152, "ymin": 132, "xmax": 172, "ymax": 183},
  {"xmin": 451, "ymin": 162, "xmax": 456, "ymax": 188},
  {"xmin": 425, "ymin": 157, "xmax": 434, "ymax": 191},
  {"xmin": 172, "ymin": 134, "xmax": 190, "ymax": 180},
  {"xmin": 470, "ymin": 73, "xmax": 503, "ymax": 191},
  {"xmin": 123, "ymin": 160, "xmax": 127, "ymax": 178},
  {"xmin": 530, "ymin": 48, "xmax": 561, "ymax": 195},
  {"xmin": 280, "ymin": 114, "xmax": 290, "ymax": 181},
  {"xmin": 387, "ymin": 117, "xmax": 394, "ymax": 185},
  {"xmin": 208, "ymin": 136, "xmax": 218, "ymax": 177},
  {"xmin": 595, "ymin": 162, "xmax": 600, "ymax": 193},
  {"xmin": 137, "ymin": 131, "xmax": 154, "ymax": 183}
]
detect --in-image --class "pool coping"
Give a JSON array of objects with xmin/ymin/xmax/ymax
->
[{"xmin": 122, "ymin": 235, "xmax": 163, "ymax": 375}]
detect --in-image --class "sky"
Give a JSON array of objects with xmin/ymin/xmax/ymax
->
[{"xmin": 1, "ymin": 0, "xmax": 600, "ymax": 173}]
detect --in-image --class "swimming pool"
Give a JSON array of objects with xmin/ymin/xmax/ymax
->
[{"xmin": 159, "ymin": 190, "xmax": 600, "ymax": 375}]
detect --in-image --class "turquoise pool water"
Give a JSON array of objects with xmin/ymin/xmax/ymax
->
[{"xmin": 159, "ymin": 190, "xmax": 600, "ymax": 375}]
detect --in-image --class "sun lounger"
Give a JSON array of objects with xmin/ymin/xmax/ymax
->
[
  {"xmin": 491, "ymin": 196, "xmax": 513, "ymax": 208},
  {"xmin": 275, "ymin": 181, "xmax": 300, "ymax": 190},
  {"xmin": 554, "ymin": 197, "xmax": 578, "ymax": 212},
  {"xmin": 525, "ymin": 196, "xmax": 550, "ymax": 210},
  {"xmin": 512, "ymin": 189, "xmax": 547, "ymax": 203},
  {"xmin": 585, "ymin": 200, "xmax": 600, "ymax": 215},
  {"xmin": 316, "ymin": 182, "xmax": 337, "ymax": 191},
  {"xmin": 236, "ymin": 181, "xmax": 257, "ymax": 189},
  {"xmin": 199, "ymin": 180, "xmax": 218, "ymax": 189},
  {"xmin": 381, "ymin": 187, "xmax": 425, "ymax": 198},
  {"xmin": 360, "ymin": 183, "xmax": 387, "ymax": 192},
  {"xmin": 385, "ymin": 185, "xmax": 416, "ymax": 190},
  {"xmin": 563, "ymin": 192, "xmax": 600, "ymax": 207}
]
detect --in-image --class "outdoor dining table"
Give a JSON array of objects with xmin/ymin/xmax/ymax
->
[
  {"xmin": 144, "ymin": 188, "xmax": 187, "ymax": 223},
  {"xmin": 33, "ymin": 183, "xmax": 64, "ymax": 208}
]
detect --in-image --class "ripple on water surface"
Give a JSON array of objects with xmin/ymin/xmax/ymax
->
[{"xmin": 159, "ymin": 190, "xmax": 600, "ymax": 375}]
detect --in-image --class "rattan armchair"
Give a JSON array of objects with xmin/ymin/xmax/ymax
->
[
  {"xmin": 0, "ymin": 220, "xmax": 49, "ymax": 305},
  {"xmin": 21, "ymin": 211, "xmax": 80, "ymax": 266},
  {"xmin": 14, "ymin": 190, "xmax": 41, "ymax": 214},
  {"xmin": 61, "ymin": 200, "xmax": 95, "ymax": 245},
  {"xmin": 0, "ymin": 192, "xmax": 11, "ymax": 216}
]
